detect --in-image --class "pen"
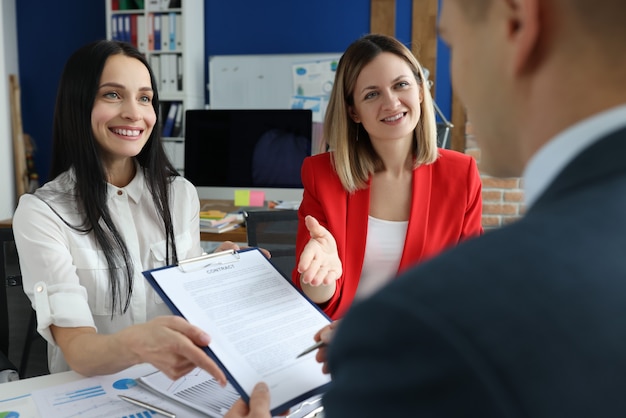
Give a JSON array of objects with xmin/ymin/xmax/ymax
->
[
  {"xmin": 118, "ymin": 394, "xmax": 176, "ymax": 418},
  {"xmin": 296, "ymin": 340, "xmax": 327, "ymax": 359}
]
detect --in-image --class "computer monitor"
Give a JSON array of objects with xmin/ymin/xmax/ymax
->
[{"xmin": 184, "ymin": 109, "xmax": 313, "ymax": 202}]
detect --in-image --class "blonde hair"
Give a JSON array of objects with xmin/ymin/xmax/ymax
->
[{"xmin": 324, "ymin": 33, "xmax": 438, "ymax": 192}]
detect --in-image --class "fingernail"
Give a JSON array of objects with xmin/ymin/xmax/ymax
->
[{"xmin": 200, "ymin": 333, "xmax": 211, "ymax": 345}]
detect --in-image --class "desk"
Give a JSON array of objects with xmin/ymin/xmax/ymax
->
[
  {"xmin": 203, "ymin": 225, "xmax": 247, "ymax": 243},
  {"xmin": 1, "ymin": 365, "xmax": 325, "ymax": 418},
  {"xmin": 0, "ymin": 364, "xmax": 209, "ymax": 417},
  {"xmin": 1, "ymin": 199, "xmax": 250, "ymax": 244},
  {"xmin": 1, "ymin": 369, "xmax": 82, "ymax": 399},
  {"xmin": 199, "ymin": 199, "xmax": 248, "ymax": 243}
]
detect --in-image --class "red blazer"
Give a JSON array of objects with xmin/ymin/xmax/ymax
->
[{"xmin": 293, "ymin": 150, "xmax": 483, "ymax": 319}]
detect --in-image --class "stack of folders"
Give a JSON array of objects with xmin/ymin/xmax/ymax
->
[{"xmin": 199, "ymin": 212, "xmax": 244, "ymax": 233}]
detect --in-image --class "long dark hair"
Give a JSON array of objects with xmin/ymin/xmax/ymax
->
[{"xmin": 43, "ymin": 39, "xmax": 179, "ymax": 315}]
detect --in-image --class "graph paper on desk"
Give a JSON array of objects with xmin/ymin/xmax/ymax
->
[
  {"xmin": 138, "ymin": 367, "xmax": 325, "ymax": 418},
  {"xmin": 137, "ymin": 367, "xmax": 239, "ymax": 417},
  {"xmin": 29, "ymin": 363, "xmax": 206, "ymax": 418}
]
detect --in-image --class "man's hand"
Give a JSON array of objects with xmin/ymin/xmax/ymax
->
[{"xmin": 224, "ymin": 382, "xmax": 272, "ymax": 418}]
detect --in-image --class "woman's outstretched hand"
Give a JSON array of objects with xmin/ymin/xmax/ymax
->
[{"xmin": 298, "ymin": 215, "xmax": 343, "ymax": 287}]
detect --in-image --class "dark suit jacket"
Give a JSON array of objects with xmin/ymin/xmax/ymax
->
[
  {"xmin": 294, "ymin": 150, "xmax": 483, "ymax": 320},
  {"xmin": 324, "ymin": 127, "xmax": 626, "ymax": 417}
]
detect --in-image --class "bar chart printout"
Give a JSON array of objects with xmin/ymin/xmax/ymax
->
[{"xmin": 30, "ymin": 364, "xmax": 207, "ymax": 418}]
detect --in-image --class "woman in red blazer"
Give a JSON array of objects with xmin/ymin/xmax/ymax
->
[{"xmin": 293, "ymin": 34, "xmax": 483, "ymax": 320}]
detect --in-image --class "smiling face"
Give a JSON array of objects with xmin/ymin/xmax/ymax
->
[
  {"xmin": 348, "ymin": 52, "xmax": 422, "ymax": 147},
  {"xmin": 91, "ymin": 54, "xmax": 156, "ymax": 169}
]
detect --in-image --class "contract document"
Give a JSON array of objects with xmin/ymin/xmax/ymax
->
[{"xmin": 143, "ymin": 248, "xmax": 332, "ymax": 415}]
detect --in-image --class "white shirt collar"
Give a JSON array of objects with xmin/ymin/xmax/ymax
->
[
  {"xmin": 106, "ymin": 160, "xmax": 146, "ymax": 204},
  {"xmin": 524, "ymin": 104, "xmax": 626, "ymax": 208}
]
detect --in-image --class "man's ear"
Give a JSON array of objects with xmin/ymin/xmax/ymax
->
[{"xmin": 506, "ymin": 0, "xmax": 541, "ymax": 75}]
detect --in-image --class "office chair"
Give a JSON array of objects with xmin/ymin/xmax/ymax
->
[
  {"xmin": 244, "ymin": 210, "xmax": 299, "ymax": 278},
  {"xmin": 436, "ymin": 122, "xmax": 452, "ymax": 149},
  {"xmin": 1, "ymin": 228, "xmax": 20, "ymax": 381},
  {"xmin": 0, "ymin": 227, "xmax": 42, "ymax": 379},
  {"xmin": 434, "ymin": 101, "xmax": 453, "ymax": 149}
]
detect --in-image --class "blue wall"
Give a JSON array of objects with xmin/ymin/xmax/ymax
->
[
  {"xmin": 17, "ymin": 1, "xmax": 106, "ymax": 185},
  {"xmin": 16, "ymin": 0, "xmax": 450, "ymax": 184}
]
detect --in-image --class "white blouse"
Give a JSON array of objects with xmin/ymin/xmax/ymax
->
[
  {"xmin": 12, "ymin": 166, "xmax": 203, "ymax": 373},
  {"xmin": 354, "ymin": 216, "xmax": 408, "ymax": 301}
]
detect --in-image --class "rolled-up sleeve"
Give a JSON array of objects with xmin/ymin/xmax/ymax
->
[
  {"xmin": 13, "ymin": 194, "xmax": 96, "ymax": 347},
  {"xmin": 31, "ymin": 281, "xmax": 94, "ymax": 345}
]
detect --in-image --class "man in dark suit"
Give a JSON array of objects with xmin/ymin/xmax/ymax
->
[{"xmin": 224, "ymin": 0, "xmax": 626, "ymax": 416}]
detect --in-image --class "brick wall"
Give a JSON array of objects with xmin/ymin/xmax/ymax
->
[{"xmin": 463, "ymin": 123, "xmax": 525, "ymax": 230}]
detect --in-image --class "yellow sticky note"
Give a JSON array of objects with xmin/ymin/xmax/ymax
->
[
  {"xmin": 249, "ymin": 190, "xmax": 265, "ymax": 207},
  {"xmin": 234, "ymin": 190, "xmax": 250, "ymax": 206}
]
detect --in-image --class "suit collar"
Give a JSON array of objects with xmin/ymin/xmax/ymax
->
[
  {"xmin": 525, "ymin": 105, "xmax": 626, "ymax": 207},
  {"xmin": 531, "ymin": 126, "xmax": 626, "ymax": 211}
]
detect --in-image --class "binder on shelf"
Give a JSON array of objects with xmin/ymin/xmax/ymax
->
[
  {"xmin": 130, "ymin": 14, "xmax": 138, "ymax": 47},
  {"xmin": 168, "ymin": 53, "xmax": 178, "ymax": 92},
  {"xmin": 123, "ymin": 15, "xmax": 131, "ymax": 43},
  {"xmin": 111, "ymin": 16, "xmax": 119, "ymax": 40},
  {"xmin": 172, "ymin": 101, "xmax": 183, "ymax": 137},
  {"xmin": 168, "ymin": 12, "xmax": 176, "ymax": 50},
  {"xmin": 153, "ymin": 13, "xmax": 161, "ymax": 50},
  {"xmin": 137, "ymin": 15, "xmax": 146, "ymax": 52},
  {"xmin": 176, "ymin": 54, "xmax": 183, "ymax": 91},
  {"xmin": 162, "ymin": 102, "xmax": 178, "ymax": 137},
  {"xmin": 147, "ymin": 14, "xmax": 154, "ymax": 50},
  {"xmin": 146, "ymin": 0, "xmax": 160, "ymax": 11},
  {"xmin": 175, "ymin": 14, "xmax": 182, "ymax": 49},
  {"xmin": 162, "ymin": 139, "xmax": 184, "ymax": 170},
  {"xmin": 160, "ymin": 54, "xmax": 170, "ymax": 91},
  {"xmin": 160, "ymin": 13, "xmax": 169, "ymax": 50},
  {"xmin": 149, "ymin": 55, "xmax": 160, "ymax": 90}
]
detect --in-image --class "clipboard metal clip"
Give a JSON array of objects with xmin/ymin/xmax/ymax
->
[{"xmin": 177, "ymin": 249, "xmax": 241, "ymax": 273}]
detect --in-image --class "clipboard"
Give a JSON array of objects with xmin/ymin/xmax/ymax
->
[{"xmin": 142, "ymin": 247, "xmax": 332, "ymax": 416}]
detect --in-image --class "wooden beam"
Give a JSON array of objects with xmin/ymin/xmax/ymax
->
[
  {"xmin": 370, "ymin": 0, "xmax": 396, "ymax": 36},
  {"xmin": 9, "ymin": 74, "xmax": 28, "ymax": 199},
  {"xmin": 450, "ymin": 92, "xmax": 467, "ymax": 152},
  {"xmin": 411, "ymin": 0, "xmax": 438, "ymax": 96},
  {"xmin": 412, "ymin": 0, "xmax": 467, "ymax": 152}
]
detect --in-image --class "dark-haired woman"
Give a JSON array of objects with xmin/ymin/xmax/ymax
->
[{"xmin": 13, "ymin": 40, "xmax": 234, "ymax": 383}]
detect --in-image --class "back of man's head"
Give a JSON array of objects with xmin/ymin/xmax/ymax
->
[{"xmin": 454, "ymin": 0, "xmax": 625, "ymax": 45}]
